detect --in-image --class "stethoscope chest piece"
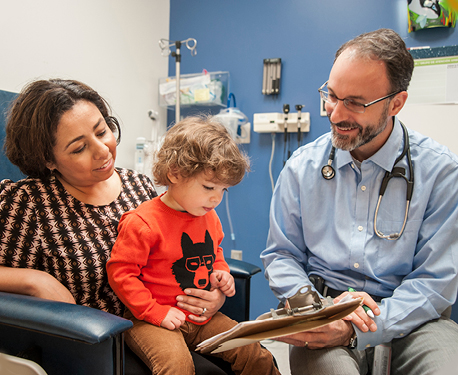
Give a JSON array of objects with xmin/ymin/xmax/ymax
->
[
  {"xmin": 321, "ymin": 164, "xmax": 335, "ymax": 180},
  {"xmin": 321, "ymin": 146, "xmax": 336, "ymax": 180}
]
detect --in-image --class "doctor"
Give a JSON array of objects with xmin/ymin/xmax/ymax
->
[{"xmin": 261, "ymin": 28, "xmax": 458, "ymax": 374}]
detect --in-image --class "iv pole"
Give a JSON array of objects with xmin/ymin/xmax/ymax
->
[{"xmin": 159, "ymin": 38, "xmax": 197, "ymax": 123}]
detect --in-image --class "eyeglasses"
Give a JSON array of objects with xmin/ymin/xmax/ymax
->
[
  {"xmin": 185, "ymin": 255, "xmax": 213, "ymax": 272},
  {"xmin": 318, "ymin": 80, "xmax": 401, "ymax": 114}
]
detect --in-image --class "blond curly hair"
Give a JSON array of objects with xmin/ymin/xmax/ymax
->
[{"xmin": 153, "ymin": 115, "xmax": 250, "ymax": 187}]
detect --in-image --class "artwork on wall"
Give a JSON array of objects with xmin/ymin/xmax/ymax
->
[{"xmin": 407, "ymin": 0, "xmax": 457, "ymax": 32}]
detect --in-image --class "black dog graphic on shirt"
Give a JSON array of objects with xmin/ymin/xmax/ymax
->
[{"xmin": 172, "ymin": 231, "xmax": 215, "ymax": 291}]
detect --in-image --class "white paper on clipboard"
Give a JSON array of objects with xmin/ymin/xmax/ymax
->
[{"xmin": 196, "ymin": 290, "xmax": 362, "ymax": 354}]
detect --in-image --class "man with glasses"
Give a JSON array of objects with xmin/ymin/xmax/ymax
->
[{"xmin": 261, "ymin": 28, "xmax": 458, "ymax": 374}]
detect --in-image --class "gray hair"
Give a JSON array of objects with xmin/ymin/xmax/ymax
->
[{"xmin": 335, "ymin": 28, "xmax": 414, "ymax": 92}]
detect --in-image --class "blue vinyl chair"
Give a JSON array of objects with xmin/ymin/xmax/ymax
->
[
  {"xmin": 0, "ymin": 259, "xmax": 261, "ymax": 375},
  {"xmin": 0, "ymin": 88, "xmax": 262, "ymax": 374}
]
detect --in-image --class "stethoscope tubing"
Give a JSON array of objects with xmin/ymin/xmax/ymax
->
[{"xmin": 321, "ymin": 122, "xmax": 414, "ymax": 240}]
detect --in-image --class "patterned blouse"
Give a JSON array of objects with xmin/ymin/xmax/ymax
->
[{"xmin": 0, "ymin": 168, "xmax": 157, "ymax": 316}]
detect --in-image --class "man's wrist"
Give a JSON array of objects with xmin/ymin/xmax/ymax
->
[{"xmin": 348, "ymin": 330, "xmax": 358, "ymax": 349}]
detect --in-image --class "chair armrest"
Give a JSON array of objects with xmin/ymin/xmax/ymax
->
[
  {"xmin": 225, "ymin": 258, "xmax": 261, "ymax": 279},
  {"xmin": 0, "ymin": 291, "xmax": 132, "ymax": 345},
  {"xmin": 222, "ymin": 258, "xmax": 261, "ymax": 322}
]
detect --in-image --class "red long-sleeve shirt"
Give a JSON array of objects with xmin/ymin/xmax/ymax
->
[{"xmin": 107, "ymin": 195, "xmax": 230, "ymax": 326}]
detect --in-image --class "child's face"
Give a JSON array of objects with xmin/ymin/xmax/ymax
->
[{"xmin": 162, "ymin": 170, "xmax": 230, "ymax": 216}]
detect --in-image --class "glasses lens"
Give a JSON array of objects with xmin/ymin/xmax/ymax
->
[
  {"xmin": 344, "ymin": 100, "xmax": 365, "ymax": 114},
  {"xmin": 185, "ymin": 256, "xmax": 201, "ymax": 271},
  {"xmin": 320, "ymin": 90, "xmax": 333, "ymax": 104}
]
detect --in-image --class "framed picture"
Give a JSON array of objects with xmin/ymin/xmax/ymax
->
[
  {"xmin": 320, "ymin": 97, "xmax": 327, "ymax": 117},
  {"xmin": 408, "ymin": 0, "xmax": 456, "ymax": 32}
]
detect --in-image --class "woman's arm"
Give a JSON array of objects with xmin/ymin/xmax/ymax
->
[{"xmin": 0, "ymin": 265, "xmax": 76, "ymax": 304}]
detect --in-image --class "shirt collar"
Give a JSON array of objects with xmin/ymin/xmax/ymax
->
[{"xmin": 335, "ymin": 117, "xmax": 403, "ymax": 172}]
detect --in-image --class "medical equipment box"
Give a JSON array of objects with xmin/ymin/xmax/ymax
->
[{"xmin": 159, "ymin": 71, "xmax": 229, "ymax": 108}]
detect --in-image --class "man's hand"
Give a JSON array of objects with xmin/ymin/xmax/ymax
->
[
  {"xmin": 274, "ymin": 291, "xmax": 380, "ymax": 349},
  {"xmin": 334, "ymin": 291, "xmax": 380, "ymax": 333},
  {"xmin": 274, "ymin": 319, "xmax": 355, "ymax": 349}
]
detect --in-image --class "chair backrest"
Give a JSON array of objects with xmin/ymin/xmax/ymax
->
[
  {"xmin": 0, "ymin": 89, "xmax": 25, "ymax": 182},
  {"xmin": 0, "ymin": 353, "xmax": 48, "ymax": 375}
]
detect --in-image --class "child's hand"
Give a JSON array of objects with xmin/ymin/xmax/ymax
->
[
  {"xmin": 210, "ymin": 270, "xmax": 235, "ymax": 297},
  {"xmin": 161, "ymin": 307, "xmax": 186, "ymax": 331}
]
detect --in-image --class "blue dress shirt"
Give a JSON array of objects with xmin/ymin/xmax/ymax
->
[{"xmin": 261, "ymin": 118, "xmax": 458, "ymax": 349}]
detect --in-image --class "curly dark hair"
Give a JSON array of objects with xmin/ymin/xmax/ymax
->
[
  {"xmin": 4, "ymin": 79, "xmax": 120, "ymax": 179},
  {"xmin": 153, "ymin": 115, "xmax": 250, "ymax": 187},
  {"xmin": 335, "ymin": 28, "xmax": 414, "ymax": 92}
]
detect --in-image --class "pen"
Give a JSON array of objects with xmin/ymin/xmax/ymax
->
[{"xmin": 348, "ymin": 287, "xmax": 375, "ymax": 318}]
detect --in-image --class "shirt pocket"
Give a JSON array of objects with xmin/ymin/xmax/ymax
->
[{"xmin": 373, "ymin": 218, "xmax": 422, "ymax": 277}]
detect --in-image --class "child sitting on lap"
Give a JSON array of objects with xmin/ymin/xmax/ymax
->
[{"xmin": 107, "ymin": 116, "xmax": 280, "ymax": 375}]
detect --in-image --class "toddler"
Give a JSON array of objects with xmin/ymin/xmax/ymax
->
[{"xmin": 107, "ymin": 116, "xmax": 280, "ymax": 375}]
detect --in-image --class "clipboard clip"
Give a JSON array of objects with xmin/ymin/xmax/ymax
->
[{"xmin": 268, "ymin": 285, "xmax": 324, "ymax": 319}]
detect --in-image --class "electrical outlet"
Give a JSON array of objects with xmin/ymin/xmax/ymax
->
[{"xmin": 231, "ymin": 250, "xmax": 243, "ymax": 260}]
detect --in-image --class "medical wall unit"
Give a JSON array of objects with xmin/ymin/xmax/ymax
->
[
  {"xmin": 253, "ymin": 111, "xmax": 310, "ymax": 133},
  {"xmin": 254, "ymin": 108, "xmax": 311, "ymax": 184}
]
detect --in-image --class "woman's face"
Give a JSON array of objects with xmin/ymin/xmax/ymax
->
[{"xmin": 47, "ymin": 100, "xmax": 117, "ymax": 187}]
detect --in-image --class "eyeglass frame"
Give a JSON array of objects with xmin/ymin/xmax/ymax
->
[{"xmin": 318, "ymin": 80, "xmax": 401, "ymax": 114}]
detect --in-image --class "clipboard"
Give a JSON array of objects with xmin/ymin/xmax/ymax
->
[{"xmin": 196, "ymin": 285, "xmax": 362, "ymax": 354}]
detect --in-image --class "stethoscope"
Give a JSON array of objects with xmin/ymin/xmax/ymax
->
[{"xmin": 321, "ymin": 122, "xmax": 414, "ymax": 240}]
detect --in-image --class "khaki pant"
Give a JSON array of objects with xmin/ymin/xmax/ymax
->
[{"xmin": 124, "ymin": 309, "xmax": 280, "ymax": 375}]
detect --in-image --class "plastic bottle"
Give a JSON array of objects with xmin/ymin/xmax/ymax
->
[{"xmin": 135, "ymin": 137, "xmax": 146, "ymax": 173}]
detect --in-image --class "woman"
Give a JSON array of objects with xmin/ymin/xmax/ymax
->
[{"xmin": 0, "ymin": 78, "xmax": 228, "ymax": 373}]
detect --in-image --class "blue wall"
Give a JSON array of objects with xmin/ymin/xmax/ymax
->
[
  {"xmin": 169, "ymin": 0, "xmax": 458, "ymax": 319},
  {"xmin": 0, "ymin": 90, "xmax": 25, "ymax": 182}
]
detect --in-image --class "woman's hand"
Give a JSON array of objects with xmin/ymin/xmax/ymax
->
[
  {"xmin": 176, "ymin": 285, "xmax": 226, "ymax": 323},
  {"xmin": 30, "ymin": 270, "xmax": 76, "ymax": 304},
  {"xmin": 0, "ymin": 266, "xmax": 76, "ymax": 304}
]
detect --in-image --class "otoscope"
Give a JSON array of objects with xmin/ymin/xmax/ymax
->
[
  {"xmin": 283, "ymin": 104, "xmax": 290, "ymax": 165},
  {"xmin": 295, "ymin": 104, "xmax": 304, "ymax": 148}
]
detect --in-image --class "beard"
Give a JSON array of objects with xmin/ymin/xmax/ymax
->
[{"xmin": 329, "ymin": 103, "xmax": 390, "ymax": 152}]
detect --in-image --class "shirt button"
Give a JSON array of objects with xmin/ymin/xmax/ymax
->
[
  {"xmin": 354, "ymin": 263, "xmax": 360, "ymax": 269},
  {"xmin": 358, "ymin": 226, "xmax": 363, "ymax": 231},
  {"xmin": 361, "ymin": 186, "xmax": 366, "ymax": 191}
]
